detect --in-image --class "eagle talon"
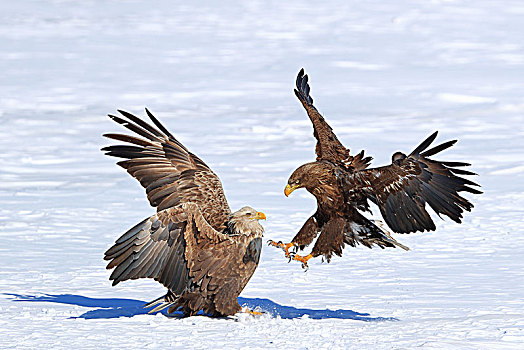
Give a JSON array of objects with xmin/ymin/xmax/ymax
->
[
  {"xmin": 267, "ymin": 239, "xmax": 280, "ymax": 247},
  {"xmin": 291, "ymin": 253, "xmax": 313, "ymax": 270},
  {"xmin": 268, "ymin": 240, "xmax": 296, "ymax": 258}
]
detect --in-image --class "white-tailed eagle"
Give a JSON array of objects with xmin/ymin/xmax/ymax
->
[{"xmin": 102, "ymin": 109, "xmax": 266, "ymax": 316}]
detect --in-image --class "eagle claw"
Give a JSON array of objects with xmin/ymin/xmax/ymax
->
[
  {"xmin": 268, "ymin": 240, "xmax": 296, "ymax": 258},
  {"xmin": 242, "ymin": 307, "xmax": 264, "ymax": 316},
  {"xmin": 290, "ymin": 253, "xmax": 313, "ymax": 271}
]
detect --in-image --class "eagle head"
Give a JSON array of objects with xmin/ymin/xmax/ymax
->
[
  {"xmin": 285, "ymin": 162, "xmax": 319, "ymax": 196},
  {"xmin": 227, "ymin": 206, "xmax": 265, "ymax": 236}
]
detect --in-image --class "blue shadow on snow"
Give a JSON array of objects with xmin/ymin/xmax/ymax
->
[{"xmin": 4, "ymin": 293, "xmax": 397, "ymax": 321}]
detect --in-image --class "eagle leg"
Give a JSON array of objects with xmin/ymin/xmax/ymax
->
[
  {"xmin": 288, "ymin": 252, "xmax": 313, "ymax": 270},
  {"xmin": 267, "ymin": 240, "xmax": 296, "ymax": 258}
]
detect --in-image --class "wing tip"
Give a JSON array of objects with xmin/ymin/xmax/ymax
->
[
  {"xmin": 409, "ymin": 131, "xmax": 439, "ymax": 156},
  {"xmin": 144, "ymin": 108, "xmax": 174, "ymax": 138},
  {"xmin": 295, "ymin": 68, "xmax": 314, "ymax": 106}
]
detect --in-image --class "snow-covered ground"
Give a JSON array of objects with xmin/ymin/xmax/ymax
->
[{"xmin": 1, "ymin": 1, "xmax": 523, "ymax": 348}]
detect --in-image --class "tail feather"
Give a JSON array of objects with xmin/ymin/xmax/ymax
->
[
  {"xmin": 370, "ymin": 220, "xmax": 409, "ymax": 251},
  {"xmin": 144, "ymin": 291, "xmax": 181, "ymax": 314},
  {"xmin": 344, "ymin": 215, "xmax": 409, "ymax": 251}
]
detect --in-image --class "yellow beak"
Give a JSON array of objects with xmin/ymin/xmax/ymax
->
[
  {"xmin": 284, "ymin": 184, "xmax": 298, "ymax": 197},
  {"xmin": 254, "ymin": 212, "xmax": 266, "ymax": 220}
]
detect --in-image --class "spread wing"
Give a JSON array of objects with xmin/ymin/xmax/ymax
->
[
  {"xmin": 104, "ymin": 203, "xmax": 239, "ymax": 296},
  {"xmin": 349, "ymin": 131, "xmax": 482, "ymax": 233},
  {"xmin": 101, "ymin": 109, "xmax": 231, "ymax": 230},
  {"xmin": 294, "ymin": 68, "xmax": 372, "ymax": 170}
]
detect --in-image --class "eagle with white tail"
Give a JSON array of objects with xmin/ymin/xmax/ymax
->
[{"xmin": 102, "ymin": 109, "xmax": 265, "ymax": 317}]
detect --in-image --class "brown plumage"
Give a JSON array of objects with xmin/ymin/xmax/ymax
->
[
  {"xmin": 270, "ymin": 69, "xmax": 481, "ymax": 268},
  {"xmin": 102, "ymin": 109, "xmax": 265, "ymax": 317}
]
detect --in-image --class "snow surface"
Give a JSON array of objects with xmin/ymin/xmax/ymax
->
[{"xmin": 1, "ymin": 0, "xmax": 524, "ymax": 349}]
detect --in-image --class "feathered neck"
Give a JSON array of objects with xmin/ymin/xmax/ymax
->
[{"xmin": 225, "ymin": 217, "xmax": 264, "ymax": 237}]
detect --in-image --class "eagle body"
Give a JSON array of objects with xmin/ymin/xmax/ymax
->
[
  {"xmin": 276, "ymin": 69, "xmax": 481, "ymax": 266},
  {"xmin": 292, "ymin": 162, "xmax": 345, "ymax": 212},
  {"xmin": 102, "ymin": 110, "xmax": 266, "ymax": 317},
  {"xmin": 288, "ymin": 161, "xmax": 405, "ymax": 260}
]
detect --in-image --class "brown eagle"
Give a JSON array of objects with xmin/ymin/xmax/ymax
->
[
  {"xmin": 269, "ymin": 69, "xmax": 481, "ymax": 268},
  {"xmin": 102, "ymin": 109, "xmax": 266, "ymax": 317}
]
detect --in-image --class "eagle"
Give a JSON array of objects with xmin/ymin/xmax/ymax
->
[
  {"xmin": 269, "ymin": 69, "xmax": 482, "ymax": 268},
  {"xmin": 102, "ymin": 109, "xmax": 266, "ymax": 317}
]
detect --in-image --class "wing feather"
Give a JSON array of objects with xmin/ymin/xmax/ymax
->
[
  {"xmin": 294, "ymin": 69, "xmax": 372, "ymax": 170},
  {"xmin": 408, "ymin": 131, "xmax": 438, "ymax": 156},
  {"xmin": 420, "ymin": 140, "xmax": 457, "ymax": 157},
  {"xmin": 103, "ymin": 133, "xmax": 156, "ymax": 148},
  {"xmin": 104, "ymin": 203, "xmax": 235, "ymax": 296},
  {"xmin": 107, "ymin": 114, "xmax": 158, "ymax": 141},
  {"xmin": 102, "ymin": 109, "xmax": 231, "ymax": 231},
  {"xmin": 352, "ymin": 132, "xmax": 481, "ymax": 233}
]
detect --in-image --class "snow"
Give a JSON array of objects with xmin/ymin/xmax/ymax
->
[{"xmin": 1, "ymin": 0, "xmax": 524, "ymax": 349}]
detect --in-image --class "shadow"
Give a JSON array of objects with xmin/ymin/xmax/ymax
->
[
  {"xmin": 4, "ymin": 293, "xmax": 397, "ymax": 321},
  {"xmin": 238, "ymin": 297, "xmax": 396, "ymax": 321},
  {"xmin": 3, "ymin": 293, "xmax": 184, "ymax": 319}
]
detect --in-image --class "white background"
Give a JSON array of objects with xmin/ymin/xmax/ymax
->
[{"xmin": 1, "ymin": 1, "xmax": 523, "ymax": 349}]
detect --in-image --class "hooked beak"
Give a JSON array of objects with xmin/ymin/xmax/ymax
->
[
  {"xmin": 284, "ymin": 184, "xmax": 299, "ymax": 197},
  {"xmin": 254, "ymin": 212, "xmax": 266, "ymax": 220}
]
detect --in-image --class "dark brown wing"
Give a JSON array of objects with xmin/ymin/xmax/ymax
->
[
  {"xmin": 350, "ymin": 131, "xmax": 482, "ymax": 233},
  {"xmin": 101, "ymin": 109, "xmax": 231, "ymax": 230},
  {"xmin": 295, "ymin": 68, "xmax": 372, "ymax": 170},
  {"xmin": 104, "ymin": 203, "xmax": 240, "ymax": 299}
]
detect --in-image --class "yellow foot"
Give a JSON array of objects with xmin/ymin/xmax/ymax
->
[
  {"xmin": 267, "ymin": 240, "xmax": 296, "ymax": 258},
  {"xmin": 290, "ymin": 253, "xmax": 313, "ymax": 270},
  {"xmin": 242, "ymin": 307, "xmax": 263, "ymax": 316}
]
